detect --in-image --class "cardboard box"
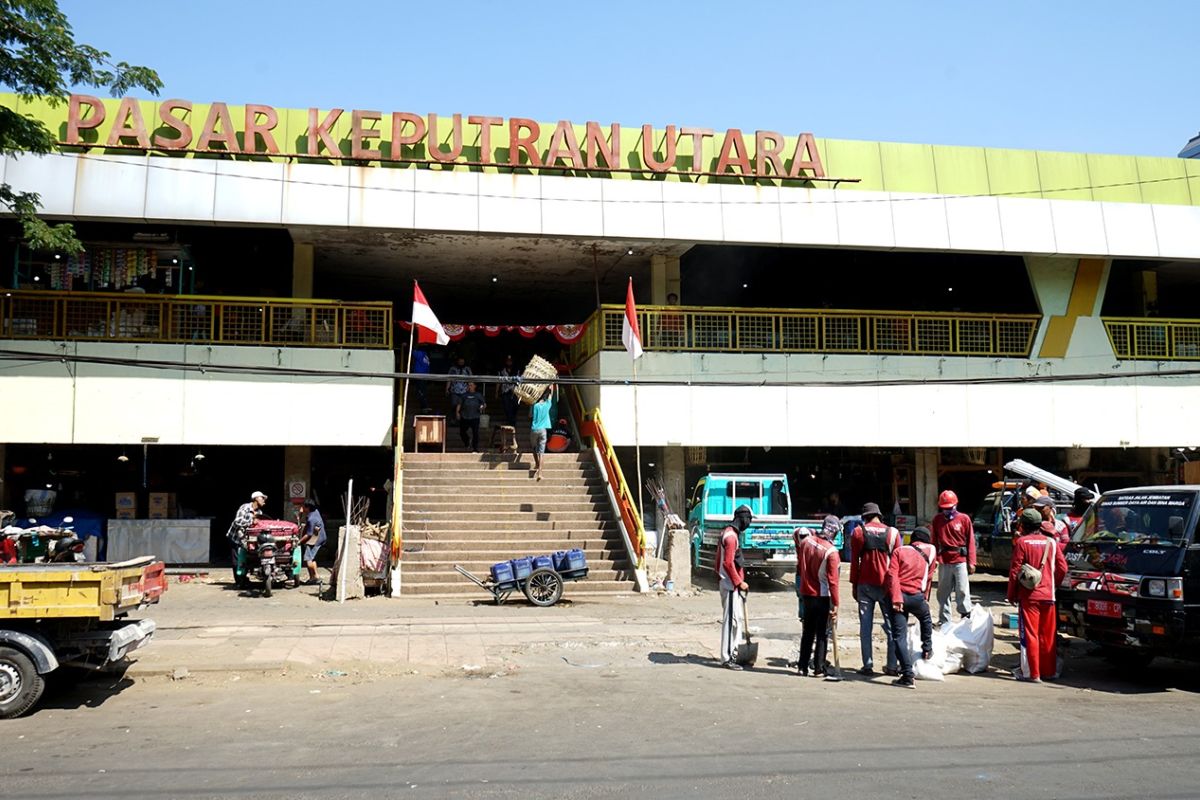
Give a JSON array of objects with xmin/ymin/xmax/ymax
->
[
  {"xmin": 115, "ymin": 492, "xmax": 137, "ymax": 510},
  {"xmin": 1185, "ymin": 461, "xmax": 1200, "ymax": 485},
  {"xmin": 115, "ymin": 509, "xmax": 137, "ymax": 520},
  {"xmin": 149, "ymin": 492, "xmax": 176, "ymax": 510},
  {"xmin": 148, "ymin": 509, "xmax": 170, "ymax": 519}
]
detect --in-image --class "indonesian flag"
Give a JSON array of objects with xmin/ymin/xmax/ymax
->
[
  {"xmin": 412, "ymin": 281, "xmax": 449, "ymax": 345},
  {"xmin": 622, "ymin": 277, "xmax": 643, "ymax": 360}
]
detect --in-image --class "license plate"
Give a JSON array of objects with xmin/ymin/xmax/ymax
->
[{"xmin": 1088, "ymin": 599, "xmax": 1122, "ymax": 619}]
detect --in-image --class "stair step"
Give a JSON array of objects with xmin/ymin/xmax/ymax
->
[
  {"xmin": 404, "ymin": 539, "xmax": 623, "ymax": 549},
  {"xmin": 403, "ymin": 510, "xmax": 608, "ymax": 520},
  {"xmin": 403, "ymin": 558, "xmax": 631, "ymax": 571},
  {"xmin": 398, "ymin": 581, "xmax": 633, "ymax": 596},
  {"xmin": 397, "ymin": 568, "xmax": 635, "ymax": 584},
  {"xmin": 401, "ymin": 501, "xmax": 609, "ymax": 512},
  {"xmin": 404, "ymin": 486, "xmax": 608, "ymax": 496},
  {"xmin": 405, "ymin": 552, "xmax": 628, "ymax": 563}
]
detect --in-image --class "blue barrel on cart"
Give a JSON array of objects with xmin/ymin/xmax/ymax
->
[
  {"xmin": 490, "ymin": 561, "xmax": 515, "ymax": 584},
  {"xmin": 553, "ymin": 549, "xmax": 587, "ymax": 573},
  {"xmin": 510, "ymin": 557, "xmax": 533, "ymax": 580},
  {"xmin": 530, "ymin": 555, "xmax": 554, "ymax": 572}
]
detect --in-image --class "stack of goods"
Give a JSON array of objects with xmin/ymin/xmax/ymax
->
[
  {"xmin": 49, "ymin": 247, "xmax": 165, "ymax": 290},
  {"xmin": 488, "ymin": 549, "xmax": 588, "ymax": 587}
]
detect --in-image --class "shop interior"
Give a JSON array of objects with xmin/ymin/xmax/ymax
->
[{"xmin": 1, "ymin": 444, "xmax": 392, "ymax": 565}]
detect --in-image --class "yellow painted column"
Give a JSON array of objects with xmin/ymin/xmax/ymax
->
[
  {"xmin": 292, "ymin": 243, "xmax": 314, "ymax": 299},
  {"xmin": 1037, "ymin": 258, "xmax": 1108, "ymax": 359}
]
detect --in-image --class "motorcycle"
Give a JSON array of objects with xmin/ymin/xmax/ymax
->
[{"xmin": 237, "ymin": 520, "xmax": 302, "ymax": 596}]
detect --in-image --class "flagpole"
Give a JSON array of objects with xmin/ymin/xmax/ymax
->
[
  {"xmin": 399, "ymin": 280, "xmax": 417, "ymax": 454},
  {"xmin": 633, "ymin": 357, "xmax": 644, "ymax": 535}
]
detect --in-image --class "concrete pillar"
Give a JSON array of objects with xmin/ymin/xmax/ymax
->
[
  {"xmin": 914, "ymin": 448, "xmax": 939, "ymax": 525},
  {"xmin": 283, "ymin": 446, "xmax": 312, "ymax": 515},
  {"xmin": 292, "ymin": 243, "xmax": 314, "ymax": 299},
  {"xmin": 650, "ymin": 254, "xmax": 667, "ymax": 304},
  {"xmin": 666, "ymin": 256, "xmax": 681, "ymax": 302},
  {"xmin": 1025, "ymin": 256, "xmax": 1112, "ymax": 360},
  {"xmin": 661, "ymin": 446, "xmax": 687, "ymax": 522}
]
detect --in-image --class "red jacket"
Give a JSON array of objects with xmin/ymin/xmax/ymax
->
[
  {"xmin": 0, "ymin": 536, "xmax": 16, "ymax": 565},
  {"xmin": 1007, "ymin": 533, "xmax": 1068, "ymax": 604},
  {"xmin": 850, "ymin": 521, "xmax": 900, "ymax": 587},
  {"xmin": 1049, "ymin": 518, "xmax": 1070, "ymax": 548},
  {"xmin": 717, "ymin": 526, "xmax": 744, "ymax": 587},
  {"xmin": 886, "ymin": 541, "xmax": 938, "ymax": 605},
  {"xmin": 931, "ymin": 511, "xmax": 976, "ymax": 567},
  {"xmin": 798, "ymin": 536, "xmax": 840, "ymax": 605}
]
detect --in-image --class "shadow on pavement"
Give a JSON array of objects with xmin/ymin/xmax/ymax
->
[
  {"xmin": 36, "ymin": 669, "xmax": 137, "ymax": 714},
  {"xmin": 646, "ymin": 651, "xmax": 796, "ymax": 676}
]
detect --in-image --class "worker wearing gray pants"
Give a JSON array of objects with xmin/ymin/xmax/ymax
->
[{"xmin": 931, "ymin": 489, "xmax": 976, "ymax": 626}]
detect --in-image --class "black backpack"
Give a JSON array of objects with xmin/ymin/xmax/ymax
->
[{"xmin": 862, "ymin": 524, "xmax": 895, "ymax": 554}]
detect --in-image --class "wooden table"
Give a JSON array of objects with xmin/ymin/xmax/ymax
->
[{"xmin": 414, "ymin": 415, "xmax": 447, "ymax": 452}]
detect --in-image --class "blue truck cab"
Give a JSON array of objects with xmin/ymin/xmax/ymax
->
[{"xmin": 688, "ymin": 473, "xmax": 836, "ymax": 580}]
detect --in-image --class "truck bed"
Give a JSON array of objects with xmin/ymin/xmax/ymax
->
[{"xmin": 0, "ymin": 557, "xmax": 167, "ymax": 621}]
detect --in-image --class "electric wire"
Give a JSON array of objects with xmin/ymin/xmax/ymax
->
[
  {"xmin": 2, "ymin": 346, "xmax": 1198, "ymax": 389},
  {"xmin": 55, "ymin": 151, "xmax": 1200, "ymax": 208}
]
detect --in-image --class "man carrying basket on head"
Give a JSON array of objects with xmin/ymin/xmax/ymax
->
[{"xmin": 529, "ymin": 384, "xmax": 556, "ymax": 481}]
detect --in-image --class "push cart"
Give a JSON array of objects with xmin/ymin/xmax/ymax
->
[{"xmin": 453, "ymin": 561, "xmax": 589, "ymax": 607}]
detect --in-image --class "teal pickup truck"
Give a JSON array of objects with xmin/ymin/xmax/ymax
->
[{"xmin": 689, "ymin": 473, "xmax": 835, "ymax": 580}]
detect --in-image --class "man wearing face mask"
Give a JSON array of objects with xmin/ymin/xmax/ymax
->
[
  {"xmin": 797, "ymin": 515, "xmax": 842, "ymax": 678},
  {"xmin": 931, "ymin": 489, "xmax": 976, "ymax": 628},
  {"xmin": 717, "ymin": 505, "xmax": 753, "ymax": 670}
]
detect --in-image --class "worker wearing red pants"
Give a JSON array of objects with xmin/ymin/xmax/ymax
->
[{"xmin": 1007, "ymin": 509, "xmax": 1068, "ymax": 682}]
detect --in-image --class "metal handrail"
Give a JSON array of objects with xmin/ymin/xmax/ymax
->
[
  {"xmin": 567, "ymin": 385, "xmax": 645, "ymax": 568},
  {"xmin": 1103, "ymin": 317, "xmax": 1200, "ymax": 361},
  {"xmin": 569, "ymin": 304, "xmax": 1041, "ymax": 363},
  {"xmin": 0, "ymin": 289, "xmax": 393, "ymax": 349}
]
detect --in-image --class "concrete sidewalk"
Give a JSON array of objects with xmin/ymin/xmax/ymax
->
[
  {"xmin": 137, "ymin": 613, "xmax": 720, "ymax": 674},
  {"xmin": 128, "ymin": 573, "xmax": 1020, "ymax": 676}
]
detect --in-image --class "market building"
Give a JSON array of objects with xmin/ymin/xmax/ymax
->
[{"xmin": 1, "ymin": 93, "xmax": 1198, "ymax": 590}]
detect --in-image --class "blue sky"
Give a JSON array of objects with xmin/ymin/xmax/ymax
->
[{"xmin": 61, "ymin": 0, "xmax": 1198, "ymax": 157}]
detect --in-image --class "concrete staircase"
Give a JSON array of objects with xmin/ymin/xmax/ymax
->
[{"xmin": 398, "ymin": 452, "xmax": 638, "ymax": 597}]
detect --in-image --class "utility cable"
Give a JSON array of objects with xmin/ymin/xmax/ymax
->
[
  {"xmin": 2, "ymin": 346, "xmax": 1198, "ymax": 389},
  {"xmin": 55, "ymin": 151, "xmax": 1200, "ymax": 209}
]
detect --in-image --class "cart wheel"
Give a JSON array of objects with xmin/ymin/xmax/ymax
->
[
  {"xmin": 0, "ymin": 646, "xmax": 45, "ymax": 719},
  {"xmin": 263, "ymin": 574, "xmax": 273, "ymax": 598},
  {"xmin": 523, "ymin": 568, "xmax": 564, "ymax": 607}
]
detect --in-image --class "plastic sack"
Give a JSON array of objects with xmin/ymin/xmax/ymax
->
[
  {"xmin": 907, "ymin": 623, "xmax": 948, "ymax": 680},
  {"xmin": 913, "ymin": 658, "xmax": 945, "ymax": 681},
  {"xmin": 942, "ymin": 605, "xmax": 995, "ymax": 674}
]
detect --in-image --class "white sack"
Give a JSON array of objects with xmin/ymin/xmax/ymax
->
[{"xmin": 942, "ymin": 605, "xmax": 995, "ymax": 674}]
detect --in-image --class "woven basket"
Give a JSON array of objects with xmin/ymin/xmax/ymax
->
[{"xmin": 513, "ymin": 355, "xmax": 558, "ymax": 405}]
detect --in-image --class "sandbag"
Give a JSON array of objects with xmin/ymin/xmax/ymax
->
[
  {"xmin": 913, "ymin": 658, "xmax": 945, "ymax": 681},
  {"xmin": 907, "ymin": 623, "xmax": 949, "ymax": 680},
  {"xmin": 942, "ymin": 605, "xmax": 995, "ymax": 674}
]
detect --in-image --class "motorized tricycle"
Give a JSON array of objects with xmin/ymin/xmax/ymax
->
[{"xmin": 236, "ymin": 519, "xmax": 302, "ymax": 596}]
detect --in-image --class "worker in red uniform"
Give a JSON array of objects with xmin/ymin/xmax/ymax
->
[
  {"xmin": 931, "ymin": 489, "xmax": 976, "ymax": 627},
  {"xmin": 850, "ymin": 501, "xmax": 901, "ymax": 676},
  {"xmin": 797, "ymin": 515, "xmax": 842, "ymax": 678},
  {"xmin": 886, "ymin": 526, "xmax": 938, "ymax": 688},
  {"xmin": 1007, "ymin": 509, "xmax": 1068, "ymax": 683},
  {"xmin": 717, "ymin": 505, "xmax": 752, "ymax": 670},
  {"xmin": 1066, "ymin": 488, "xmax": 1094, "ymax": 532},
  {"xmin": 1034, "ymin": 495, "xmax": 1070, "ymax": 547}
]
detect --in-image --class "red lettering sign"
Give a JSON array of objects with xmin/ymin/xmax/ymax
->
[{"xmin": 58, "ymin": 94, "xmax": 841, "ymax": 182}]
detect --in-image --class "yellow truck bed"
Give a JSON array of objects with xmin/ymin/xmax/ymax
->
[{"xmin": 0, "ymin": 557, "xmax": 168, "ymax": 621}]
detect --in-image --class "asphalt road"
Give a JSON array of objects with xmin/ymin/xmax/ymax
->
[{"xmin": 5, "ymin": 648, "xmax": 1200, "ymax": 800}]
